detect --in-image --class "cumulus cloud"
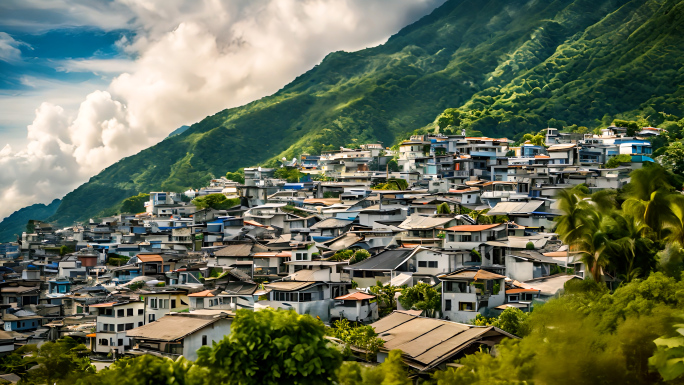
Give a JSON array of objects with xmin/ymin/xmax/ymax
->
[{"xmin": 0, "ymin": 0, "xmax": 444, "ymax": 220}]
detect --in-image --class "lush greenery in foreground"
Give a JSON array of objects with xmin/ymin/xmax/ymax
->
[
  {"xmin": 3, "ymin": 278, "xmax": 684, "ymax": 385},
  {"xmin": 29, "ymin": 0, "xmax": 684, "ymax": 227}
]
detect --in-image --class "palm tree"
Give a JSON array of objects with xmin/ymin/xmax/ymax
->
[
  {"xmin": 576, "ymin": 230, "xmax": 613, "ymax": 282},
  {"xmin": 554, "ymin": 188, "xmax": 599, "ymax": 250}
]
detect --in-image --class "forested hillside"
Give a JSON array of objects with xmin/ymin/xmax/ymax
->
[
  {"xmin": 0, "ymin": 199, "xmax": 60, "ymax": 242},
  {"xmin": 25, "ymin": 0, "xmax": 684, "ymax": 226}
]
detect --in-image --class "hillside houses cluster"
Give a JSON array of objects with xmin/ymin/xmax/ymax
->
[{"xmin": 0, "ymin": 126, "xmax": 659, "ymax": 370}]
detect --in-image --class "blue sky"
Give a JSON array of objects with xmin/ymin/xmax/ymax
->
[{"xmin": 0, "ymin": 24, "xmax": 132, "ymax": 147}]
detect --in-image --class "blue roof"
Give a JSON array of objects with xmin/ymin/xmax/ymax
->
[{"xmin": 470, "ymin": 151, "xmax": 497, "ymax": 158}]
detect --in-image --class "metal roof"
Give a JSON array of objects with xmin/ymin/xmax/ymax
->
[
  {"xmin": 487, "ymin": 200, "xmax": 544, "ymax": 216},
  {"xmin": 126, "ymin": 315, "xmax": 228, "ymax": 342},
  {"xmin": 343, "ymin": 248, "xmax": 416, "ymax": 271}
]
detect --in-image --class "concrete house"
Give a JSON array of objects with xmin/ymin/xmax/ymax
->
[
  {"xmin": 127, "ymin": 312, "xmax": 233, "ymax": 361},
  {"xmin": 440, "ymin": 269, "xmax": 506, "ymax": 323},
  {"xmin": 91, "ymin": 301, "xmax": 145, "ymax": 354}
]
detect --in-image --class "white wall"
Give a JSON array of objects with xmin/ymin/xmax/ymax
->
[{"xmin": 182, "ymin": 318, "xmax": 232, "ymax": 361}]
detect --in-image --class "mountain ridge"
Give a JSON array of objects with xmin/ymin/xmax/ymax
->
[{"xmin": 1, "ymin": 0, "xmax": 682, "ymax": 230}]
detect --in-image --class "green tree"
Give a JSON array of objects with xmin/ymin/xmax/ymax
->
[
  {"xmin": 337, "ymin": 350, "xmax": 412, "ymax": 385},
  {"xmin": 79, "ymin": 355, "xmax": 193, "ymax": 385},
  {"xmin": 225, "ymin": 168, "xmax": 246, "ymax": 184},
  {"xmin": 331, "ymin": 249, "xmax": 354, "ymax": 261},
  {"xmin": 649, "ymin": 313, "xmax": 684, "ymax": 381},
  {"xmin": 21, "ymin": 337, "xmax": 94, "ymax": 385},
  {"xmin": 386, "ymin": 159, "xmax": 399, "ymax": 173},
  {"xmin": 436, "ymin": 202, "xmax": 451, "ymax": 214},
  {"xmin": 193, "ymin": 309, "xmax": 342, "ymax": 385},
  {"xmin": 369, "ymin": 281, "xmax": 402, "ymax": 317},
  {"xmin": 329, "ymin": 319, "xmax": 384, "ymax": 361},
  {"xmin": 605, "ymin": 154, "xmax": 631, "ymax": 168},
  {"xmin": 59, "ymin": 245, "xmax": 74, "ymax": 256},
  {"xmin": 658, "ymin": 141, "xmax": 684, "ymax": 176},
  {"xmin": 522, "ymin": 133, "xmax": 545, "ymax": 146},
  {"xmin": 350, "ymin": 249, "xmax": 370, "ymax": 265},
  {"xmin": 120, "ymin": 193, "xmax": 150, "ymax": 214},
  {"xmin": 192, "ymin": 194, "xmax": 240, "ymax": 210},
  {"xmin": 397, "ymin": 282, "xmax": 441, "ymax": 318},
  {"xmin": 274, "ymin": 167, "xmax": 303, "ymax": 183}
]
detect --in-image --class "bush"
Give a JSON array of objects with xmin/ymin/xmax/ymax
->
[{"xmin": 525, "ymin": 241, "xmax": 535, "ymax": 250}]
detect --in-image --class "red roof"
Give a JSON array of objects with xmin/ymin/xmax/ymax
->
[
  {"xmin": 137, "ymin": 254, "xmax": 163, "ymax": 263},
  {"xmin": 445, "ymin": 224, "xmax": 503, "ymax": 232},
  {"xmin": 506, "ymin": 288, "xmax": 540, "ymax": 294},
  {"xmin": 89, "ymin": 302, "xmax": 118, "ymax": 308},
  {"xmin": 335, "ymin": 292, "xmax": 375, "ymax": 301},
  {"xmin": 188, "ymin": 290, "xmax": 215, "ymax": 297}
]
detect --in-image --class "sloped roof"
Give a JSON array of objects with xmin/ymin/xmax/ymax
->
[
  {"xmin": 487, "ymin": 200, "xmax": 544, "ymax": 216},
  {"xmin": 137, "ymin": 254, "xmax": 163, "ymax": 263},
  {"xmin": 126, "ymin": 315, "xmax": 227, "ymax": 341},
  {"xmin": 215, "ymin": 244, "xmax": 253, "ymax": 257},
  {"xmin": 335, "ymin": 292, "xmax": 375, "ymax": 301},
  {"xmin": 264, "ymin": 281, "xmax": 315, "ymax": 292},
  {"xmin": 310, "ymin": 218, "xmax": 353, "ymax": 230},
  {"xmin": 343, "ymin": 248, "xmax": 415, "ymax": 271},
  {"xmin": 444, "ymin": 223, "xmax": 503, "ymax": 232},
  {"xmin": 221, "ymin": 282, "xmax": 258, "ymax": 296},
  {"xmin": 441, "ymin": 269, "xmax": 506, "ymax": 281},
  {"xmin": 371, "ymin": 311, "xmax": 517, "ymax": 371},
  {"xmin": 188, "ymin": 290, "xmax": 215, "ymax": 297},
  {"xmin": 399, "ymin": 215, "xmax": 453, "ymax": 230}
]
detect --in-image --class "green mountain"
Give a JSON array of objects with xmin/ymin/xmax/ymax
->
[
  {"xmin": 0, "ymin": 199, "xmax": 60, "ymax": 242},
  {"xmin": 32, "ymin": 0, "xmax": 684, "ymax": 227}
]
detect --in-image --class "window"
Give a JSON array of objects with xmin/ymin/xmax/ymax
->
[
  {"xmin": 509, "ymin": 295, "xmax": 519, "ymax": 302},
  {"xmin": 138, "ymin": 309, "xmax": 144, "ymax": 315},
  {"xmin": 428, "ymin": 261, "xmax": 438, "ymax": 268},
  {"xmin": 138, "ymin": 322, "xmax": 143, "ymax": 327},
  {"xmin": 117, "ymin": 309, "xmax": 124, "ymax": 317},
  {"xmin": 109, "ymin": 324, "xmax": 116, "ymax": 331},
  {"xmin": 448, "ymin": 234, "xmax": 455, "ymax": 242},
  {"xmin": 418, "ymin": 261, "xmax": 427, "ymax": 268},
  {"xmin": 117, "ymin": 324, "xmax": 124, "ymax": 332},
  {"xmin": 202, "ymin": 335, "xmax": 208, "ymax": 346},
  {"xmin": 100, "ymin": 339, "xmax": 108, "ymax": 346},
  {"xmin": 118, "ymin": 339, "xmax": 123, "ymax": 346},
  {"xmin": 445, "ymin": 300, "xmax": 452, "ymax": 311},
  {"xmin": 171, "ymin": 299, "xmax": 177, "ymax": 309},
  {"xmin": 300, "ymin": 293, "xmax": 312, "ymax": 302},
  {"xmin": 150, "ymin": 298, "xmax": 157, "ymax": 308},
  {"xmin": 459, "ymin": 302, "xmax": 475, "ymax": 311},
  {"xmin": 459, "ymin": 235, "xmax": 472, "ymax": 242},
  {"xmin": 125, "ymin": 323, "xmax": 134, "ymax": 330},
  {"xmin": 149, "ymin": 314, "xmax": 155, "ymax": 323},
  {"xmin": 127, "ymin": 308, "xmax": 133, "ymax": 316}
]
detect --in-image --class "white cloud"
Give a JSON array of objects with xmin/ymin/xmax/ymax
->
[
  {"xmin": 0, "ymin": 0, "xmax": 445, "ymax": 220},
  {"xmin": 0, "ymin": 32, "xmax": 25, "ymax": 62}
]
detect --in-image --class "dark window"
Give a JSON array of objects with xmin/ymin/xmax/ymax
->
[
  {"xmin": 445, "ymin": 282, "xmax": 453, "ymax": 292},
  {"xmin": 100, "ymin": 339, "xmax": 108, "ymax": 346},
  {"xmin": 117, "ymin": 309, "xmax": 124, "ymax": 317},
  {"xmin": 300, "ymin": 293, "xmax": 312, "ymax": 302},
  {"xmin": 127, "ymin": 308, "xmax": 133, "ymax": 316},
  {"xmin": 418, "ymin": 261, "xmax": 427, "ymax": 268},
  {"xmin": 138, "ymin": 309, "xmax": 144, "ymax": 315},
  {"xmin": 428, "ymin": 261, "xmax": 438, "ymax": 268},
  {"xmin": 117, "ymin": 324, "xmax": 124, "ymax": 332},
  {"xmin": 138, "ymin": 322, "xmax": 143, "ymax": 327},
  {"xmin": 202, "ymin": 335, "xmax": 208, "ymax": 346},
  {"xmin": 125, "ymin": 323, "xmax": 134, "ymax": 330},
  {"xmin": 149, "ymin": 314, "xmax": 155, "ymax": 323},
  {"xmin": 171, "ymin": 299, "xmax": 177, "ymax": 309},
  {"xmin": 118, "ymin": 339, "xmax": 123, "ymax": 346},
  {"xmin": 445, "ymin": 300, "xmax": 452, "ymax": 311}
]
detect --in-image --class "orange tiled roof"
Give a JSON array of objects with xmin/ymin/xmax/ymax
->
[{"xmin": 335, "ymin": 292, "xmax": 375, "ymax": 301}]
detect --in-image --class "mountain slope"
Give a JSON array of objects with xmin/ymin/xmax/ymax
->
[
  {"xmin": 0, "ymin": 199, "xmax": 60, "ymax": 242},
  {"xmin": 36, "ymin": 0, "xmax": 684, "ymax": 227}
]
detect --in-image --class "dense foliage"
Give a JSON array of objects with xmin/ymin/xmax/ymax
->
[
  {"xmin": 191, "ymin": 194, "xmax": 240, "ymax": 210},
  {"xmin": 120, "ymin": 193, "xmax": 150, "ymax": 214},
  {"xmin": 397, "ymin": 282, "xmax": 441, "ymax": 318},
  {"xmin": 27, "ymin": 0, "xmax": 684, "ymax": 228}
]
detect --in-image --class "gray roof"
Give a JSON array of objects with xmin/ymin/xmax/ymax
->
[
  {"xmin": 371, "ymin": 311, "xmax": 517, "ymax": 371},
  {"xmin": 127, "ymin": 315, "xmax": 227, "ymax": 341},
  {"xmin": 221, "ymin": 282, "xmax": 258, "ymax": 296},
  {"xmin": 309, "ymin": 218, "xmax": 353, "ymax": 230},
  {"xmin": 344, "ymin": 248, "xmax": 415, "ymax": 271},
  {"xmin": 214, "ymin": 244, "xmax": 252, "ymax": 257},
  {"xmin": 508, "ymin": 250, "xmax": 559, "ymax": 265},
  {"xmin": 487, "ymin": 200, "xmax": 544, "ymax": 216}
]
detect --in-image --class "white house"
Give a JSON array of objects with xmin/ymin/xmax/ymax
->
[
  {"xmin": 440, "ymin": 269, "xmax": 506, "ymax": 323},
  {"xmin": 91, "ymin": 301, "xmax": 145, "ymax": 354}
]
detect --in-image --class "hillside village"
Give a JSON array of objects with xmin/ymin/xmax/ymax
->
[{"xmin": 0, "ymin": 125, "xmax": 666, "ymax": 375}]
